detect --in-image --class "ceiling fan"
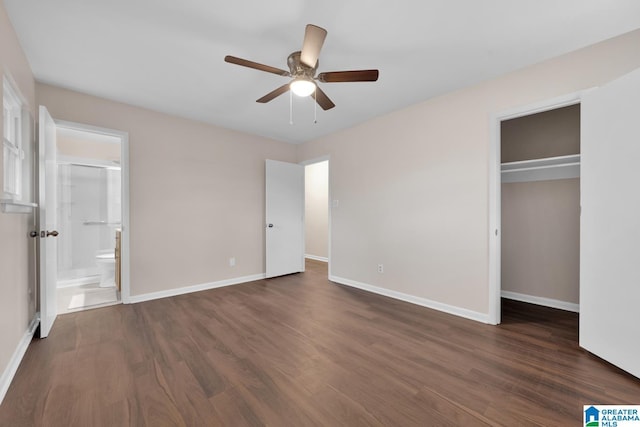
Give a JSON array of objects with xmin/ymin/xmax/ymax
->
[{"xmin": 224, "ymin": 24, "xmax": 379, "ymax": 111}]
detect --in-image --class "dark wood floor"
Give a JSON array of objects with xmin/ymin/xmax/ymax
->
[{"xmin": 1, "ymin": 260, "xmax": 639, "ymax": 426}]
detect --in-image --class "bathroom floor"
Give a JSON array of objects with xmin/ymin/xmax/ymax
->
[{"xmin": 57, "ymin": 282, "xmax": 121, "ymax": 315}]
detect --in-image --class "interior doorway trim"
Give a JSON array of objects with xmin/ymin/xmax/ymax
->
[
  {"xmin": 299, "ymin": 155, "xmax": 331, "ymax": 277},
  {"xmin": 488, "ymin": 90, "xmax": 589, "ymax": 325},
  {"xmin": 54, "ymin": 119, "xmax": 131, "ymax": 303}
]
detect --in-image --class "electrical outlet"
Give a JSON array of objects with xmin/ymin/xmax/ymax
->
[
  {"xmin": 229, "ymin": 257, "xmax": 236, "ymax": 267},
  {"xmin": 377, "ymin": 264, "xmax": 384, "ymax": 273}
]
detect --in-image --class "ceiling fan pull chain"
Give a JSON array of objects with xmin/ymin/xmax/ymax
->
[
  {"xmin": 289, "ymin": 90, "xmax": 293, "ymax": 125},
  {"xmin": 314, "ymin": 85, "xmax": 317, "ymax": 124}
]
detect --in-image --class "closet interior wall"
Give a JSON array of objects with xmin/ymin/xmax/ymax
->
[{"xmin": 501, "ymin": 104, "xmax": 581, "ymax": 308}]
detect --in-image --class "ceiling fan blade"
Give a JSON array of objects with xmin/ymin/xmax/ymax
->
[
  {"xmin": 310, "ymin": 86, "xmax": 335, "ymax": 110},
  {"xmin": 224, "ymin": 55, "xmax": 290, "ymax": 77},
  {"xmin": 300, "ymin": 24, "xmax": 327, "ymax": 68},
  {"xmin": 317, "ymin": 70, "xmax": 379, "ymax": 83},
  {"xmin": 256, "ymin": 83, "xmax": 290, "ymax": 103}
]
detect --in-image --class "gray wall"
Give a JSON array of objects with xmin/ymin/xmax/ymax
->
[
  {"xmin": 0, "ymin": 1, "xmax": 37, "ymax": 397},
  {"xmin": 501, "ymin": 179, "xmax": 580, "ymax": 304}
]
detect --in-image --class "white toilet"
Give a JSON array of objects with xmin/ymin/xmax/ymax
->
[{"xmin": 96, "ymin": 251, "xmax": 116, "ymax": 287}]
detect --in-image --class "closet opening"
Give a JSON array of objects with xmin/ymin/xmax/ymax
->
[{"xmin": 489, "ymin": 94, "xmax": 582, "ymax": 325}]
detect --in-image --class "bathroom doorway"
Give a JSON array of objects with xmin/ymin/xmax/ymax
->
[{"xmin": 54, "ymin": 125, "xmax": 124, "ymax": 313}]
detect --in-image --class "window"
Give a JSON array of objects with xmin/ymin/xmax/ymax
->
[{"xmin": 3, "ymin": 76, "xmax": 24, "ymax": 199}]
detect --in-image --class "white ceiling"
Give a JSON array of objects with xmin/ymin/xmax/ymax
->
[{"xmin": 5, "ymin": 0, "xmax": 640, "ymax": 144}]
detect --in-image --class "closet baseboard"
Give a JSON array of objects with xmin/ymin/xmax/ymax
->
[{"xmin": 501, "ymin": 290, "xmax": 579, "ymax": 312}]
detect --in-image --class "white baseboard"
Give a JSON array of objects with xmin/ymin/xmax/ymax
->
[
  {"xmin": 57, "ymin": 275, "xmax": 101, "ymax": 288},
  {"xmin": 329, "ymin": 275, "xmax": 489, "ymax": 324},
  {"xmin": 305, "ymin": 254, "xmax": 328, "ymax": 262},
  {"xmin": 0, "ymin": 315, "xmax": 39, "ymax": 405},
  {"xmin": 128, "ymin": 273, "xmax": 266, "ymax": 304},
  {"xmin": 501, "ymin": 290, "xmax": 579, "ymax": 312}
]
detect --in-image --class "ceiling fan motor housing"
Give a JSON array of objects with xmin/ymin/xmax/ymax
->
[{"xmin": 287, "ymin": 51, "xmax": 317, "ymax": 80}]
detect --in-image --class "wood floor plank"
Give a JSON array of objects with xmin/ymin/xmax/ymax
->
[{"xmin": 1, "ymin": 260, "xmax": 639, "ymax": 426}]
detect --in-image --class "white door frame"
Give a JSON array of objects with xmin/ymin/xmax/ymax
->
[
  {"xmin": 488, "ymin": 91, "xmax": 587, "ymax": 325},
  {"xmin": 300, "ymin": 155, "xmax": 331, "ymax": 277},
  {"xmin": 53, "ymin": 119, "xmax": 131, "ymax": 303}
]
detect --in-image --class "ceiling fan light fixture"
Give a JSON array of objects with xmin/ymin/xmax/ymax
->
[{"xmin": 290, "ymin": 78, "xmax": 316, "ymax": 97}]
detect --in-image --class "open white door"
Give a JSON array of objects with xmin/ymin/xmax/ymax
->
[
  {"xmin": 265, "ymin": 159, "xmax": 304, "ymax": 278},
  {"xmin": 38, "ymin": 106, "xmax": 58, "ymax": 338},
  {"xmin": 580, "ymin": 68, "xmax": 640, "ymax": 378}
]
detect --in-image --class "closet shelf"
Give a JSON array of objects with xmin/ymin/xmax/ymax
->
[
  {"xmin": 501, "ymin": 154, "xmax": 580, "ymax": 183},
  {"xmin": 0, "ymin": 199, "xmax": 38, "ymax": 214}
]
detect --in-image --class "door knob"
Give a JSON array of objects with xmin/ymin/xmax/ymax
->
[
  {"xmin": 267, "ymin": 223, "xmax": 274, "ymax": 228},
  {"xmin": 46, "ymin": 230, "xmax": 59, "ymax": 237}
]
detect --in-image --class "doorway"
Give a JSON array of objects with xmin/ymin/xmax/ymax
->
[
  {"xmin": 501, "ymin": 104, "xmax": 580, "ymax": 314},
  {"xmin": 55, "ymin": 126, "xmax": 124, "ymax": 313},
  {"xmin": 303, "ymin": 157, "xmax": 330, "ymax": 275},
  {"xmin": 264, "ymin": 157, "xmax": 330, "ymax": 279},
  {"xmin": 38, "ymin": 116, "xmax": 130, "ymax": 330},
  {"xmin": 488, "ymin": 92, "xmax": 583, "ymax": 324}
]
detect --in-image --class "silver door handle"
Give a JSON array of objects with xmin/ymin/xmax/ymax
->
[{"xmin": 46, "ymin": 230, "xmax": 59, "ymax": 237}]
